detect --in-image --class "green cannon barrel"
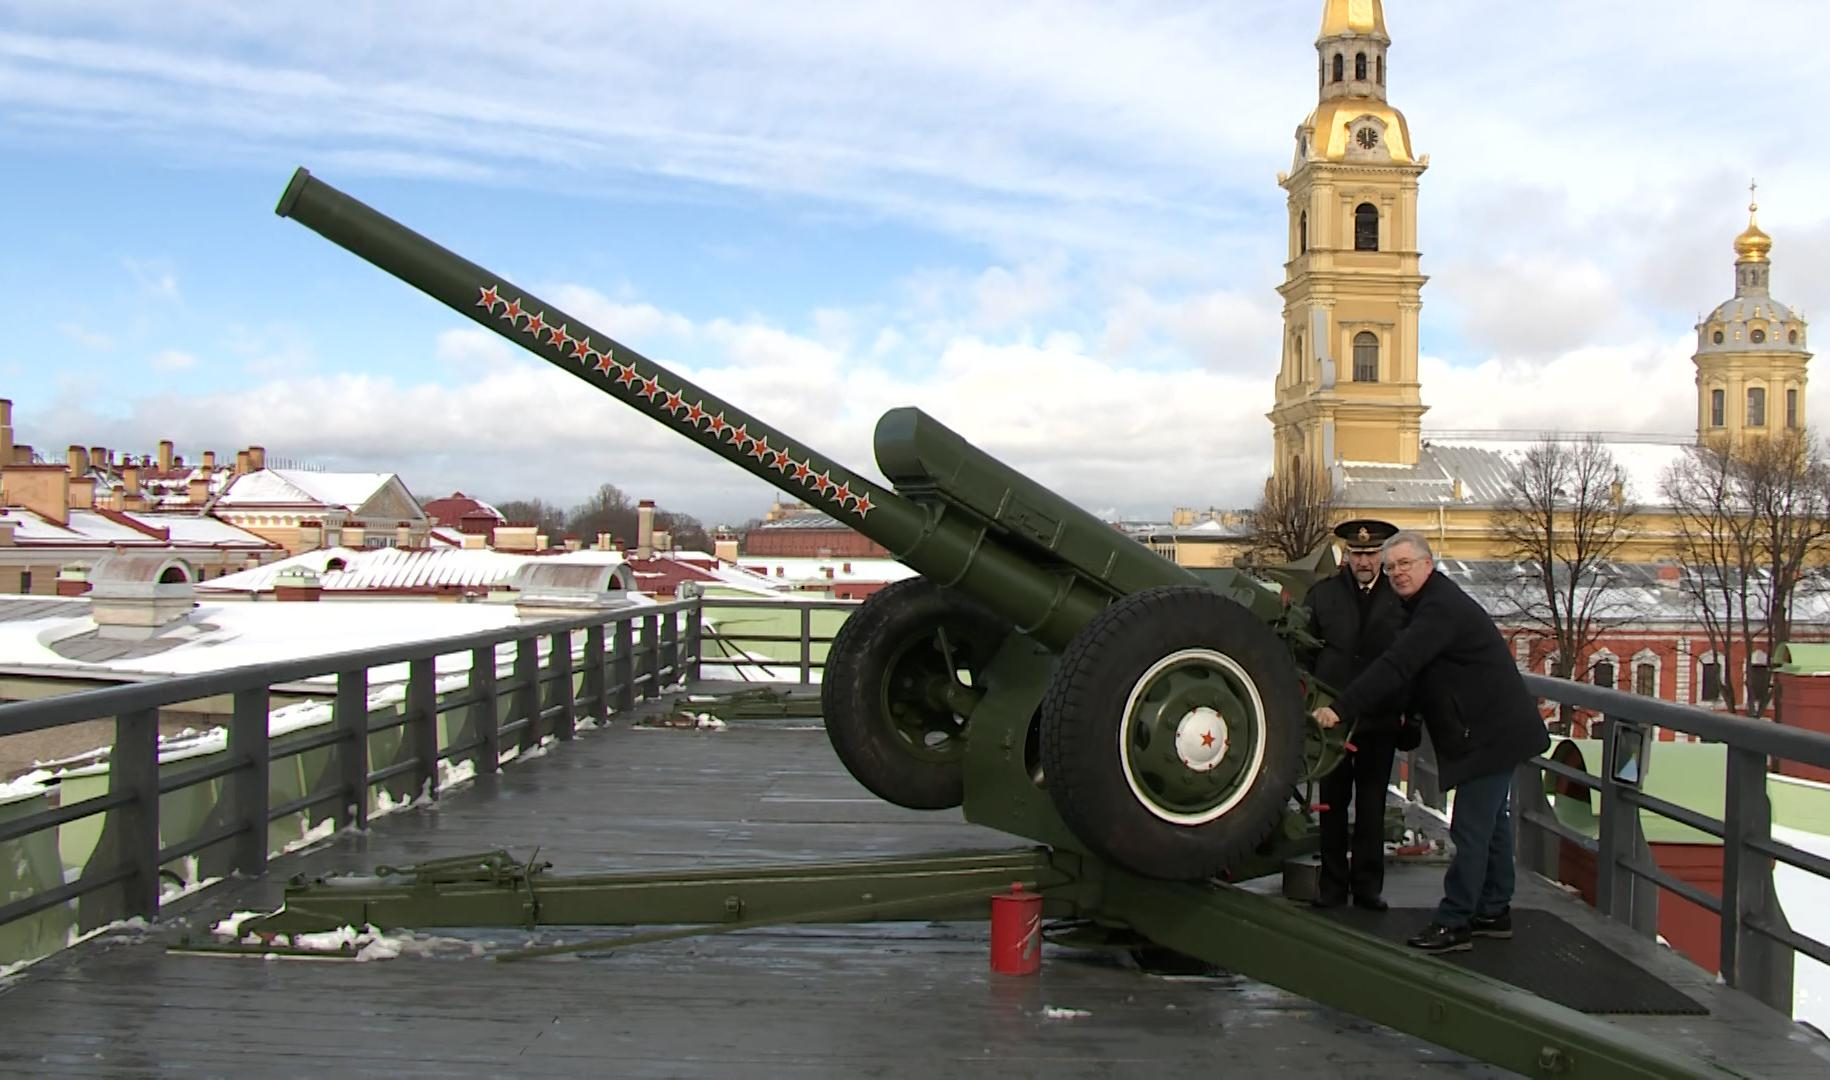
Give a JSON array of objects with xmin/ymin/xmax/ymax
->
[{"xmin": 276, "ymin": 168, "xmax": 1200, "ymax": 649}]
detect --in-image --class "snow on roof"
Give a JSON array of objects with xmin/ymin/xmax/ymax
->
[
  {"xmin": 1339, "ymin": 434, "xmax": 1696, "ymax": 510},
  {"xmin": 733, "ymin": 555, "xmax": 917, "ymax": 587},
  {"xmin": 214, "ymin": 468, "xmax": 396, "ymax": 511},
  {"xmin": 199, "ymin": 546, "xmax": 633, "ymax": 594},
  {"xmin": 0, "ymin": 508, "xmax": 273, "ymax": 549}
]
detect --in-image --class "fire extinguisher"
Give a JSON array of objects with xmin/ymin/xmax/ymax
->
[{"xmin": 989, "ymin": 881, "xmax": 1043, "ymax": 975}]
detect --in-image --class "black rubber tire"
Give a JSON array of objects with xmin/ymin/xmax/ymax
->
[
  {"xmin": 822, "ymin": 577, "xmax": 1012, "ymax": 810},
  {"xmin": 1040, "ymin": 585, "xmax": 1305, "ymax": 880}
]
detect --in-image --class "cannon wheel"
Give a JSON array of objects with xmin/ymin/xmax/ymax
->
[
  {"xmin": 822, "ymin": 577, "xmax": 1012, "ymax": 810},
  {"xmin": 1040, "ymin": 585, "xmax": 1305, "ymax": 880}
]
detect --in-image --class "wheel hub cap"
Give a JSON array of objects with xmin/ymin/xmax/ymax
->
[{"xmin": 1174, "ymin": 706, "xmax": 1228, "ymax": 771}]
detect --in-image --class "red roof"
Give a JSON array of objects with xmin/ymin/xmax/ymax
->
[{"xmin": 423, "ymin": 492, "xmax": 505, "ymax": 530}]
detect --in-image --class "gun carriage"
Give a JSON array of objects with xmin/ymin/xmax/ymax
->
[{"xmin": 246, "ymin": 169, "xmax": 1741, "ymax": 1079}]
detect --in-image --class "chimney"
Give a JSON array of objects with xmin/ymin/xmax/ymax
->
[
  {"xmin": 68, "ymin": 476, "xmax": 95, "ymax": 510},
  {"xmin": 66, "ymin": 444, "xmax": 86, "ymax": 476},
  {"xmin": 395, "ymin": 521, "xmax": 412, "ymax": 548},
  {"xmin": 596, "ymin": 532, "xmax": 614, "ymax": 551},
  {"xmin": 249, "ymin": 446, "xmax": 266, "ymax": 470},
  {"xmin": 56, "ymin": 564, "xmax": 91, "ymax": 597},
  {"xmin": 202, "ymin": 450, "xmax": 215, "ymax": 470},
  {"xmin": 188, "ymin": 475, "xmax": 210, "ymax": 505},
  {"xmin": 1610, "ymin": 480, "xmax": 1625, "ymax": 507},
  {"xmin": 122, "ymin": 465, "xmax": 141, "ymax": 496},
  {"xmin": 158, "ymin": 440, "xmax": 174, "ymax": 472},
  {"xmin": 273, "ymin": 567, "xmax": 323, "ymax": 602},
  {"xmin": 3, "ymin": 464, "xmax": 70, "ymax": 526},
  {"xmin": 235, "ymin": 450, "xmax": 251, "ymax": 475},
  {"xmin": 297, "ymin": 519, "xmax": 324, "ymax": 550},
  {"xmin": 89, "ymin": 446, "xmax": 107, "ymax": 469},
  {"xmin": 637, "ymin": 500, "xmax": 655, "ymax": 559},
  {"xmin": 0, "ymin": 399, "xmax": 12, "ymax": 467},
  {"xmin": 1451, "ymin": 477, "xmax": 1464, "ymax": 501},
  {"xmin": 108, "ymin": 489, "xmax": 125, "ymax": 511}
]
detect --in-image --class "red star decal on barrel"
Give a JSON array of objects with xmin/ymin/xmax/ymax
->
[
  {"xmin": 547, "ymin": 324, "xmax": 570, "ymax": 349},
  {"xmin": 812, "ymin": 471, "xmax": 835, "ymax": 495},
  {"xmin": 662, "ymin": 390, "xmax": 685, "ymax": 414},
  {"xmin": 571, "ymin": 337, "xmax": 593, "ymax": 361},
  {"xmin": 832, "ymin": 482, "xmax": 852, "ymax": 506},
  {"xmin": 615, "ymin": 364, "xmax": 639, "ymax": 387},
  {"xmin": 853, "ymin": 493, "xmax": 873, "ymax": 517},
  {"xmin": 502, "ymin": 298, "xmax": 523, "ymax": 323},
  {"xmin": 727, "ymin": 423, "xmax": 750, "ymax": 448},
  {"xmin": 523, "ymin": 312, "xmax": 546, "ymax": 337},
  {"xmin": 593, "ymin": 352, "xmax": 618, "ymax": 375},
  {"xmin": 685, "ymin": 402, "xmax": 705, "ymax": 425},
  {"xmin": 791, "ymin": 461, "xmax": 812, "ymax": 482},
  {"xmin": 639, "ymin": 376, "xmax": 662, "ymax": 400},
  {"xmin": 770, "ymin": 449, "xmax": 792, "ymax": 471},
  {"xmin": 707, "ymin": 413, "xmax": 729, "ymax": 436},
  {"xmin": 747, "ymin": 436, "xmax": 772, "ymax": 461},
  {"xmin": 477, "ymin": 285, "xmax": 501, "ymax": 311}
]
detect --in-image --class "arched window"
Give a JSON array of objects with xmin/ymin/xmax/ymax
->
[
  {"xmin": 1712, "ymin": 330, "xmax": 1724, "ymax": 344},
  {"xmin": 158, "ymin": 565, "xmax": 190, "ymax": 584},
  {"xmin": 1353, "ymin": 203, "xmax": 1379, "ymax": 251},
  {"xmin": 1791, "ymin": 329, "xmax": 1800, "ymax": 344},
  {"xmin": 1332, "ymin": 54, "xmax": 1344, "ymax": 82},
  {"xmin": 1710, "ymin": 388, "xmax": 1725, "ymax": 427},
  {"xmin": 1299, "ymin": 210, "xmax": 1308, "ymax": 254},
  {"xmin": 1353, "ymin": 332, "xmax": 1379, "ymax": 382},
  {"xmin": 1295, "ymin": 334, "xmax": 1304, "ymax": 373},
  {"xmin": 1355, "ymin": 52, "xmax": 1367, "ymax": 80},
  {"xmin": 325, "ymin": 557, "xmax": 348, "ymax": 572},
  {"xmin": 1748, "ymin": 386, "xmax": 1766, "ymax": 427},
  {"xmin": 1787, "ymin": 388, "xmax": 1799, "ymax": 428},
  {"xmin": 1377, "ymin": 55, "xmax": 1384, "ymax": 85}
]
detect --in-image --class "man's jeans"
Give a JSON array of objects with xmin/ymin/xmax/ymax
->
[{"xmin": 1435, "ymin": 768, "xmax": 1515, "ymax": 928}]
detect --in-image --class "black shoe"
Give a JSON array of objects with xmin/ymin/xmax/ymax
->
[
  {"xmin": 1352, "ymin": 894, "xmax": 1389, "ymax": 912},
  {"xmin": 1471, "ymin": 908, "xmax": 1513, "ymax": 939},
  {"xmin": 1406, "ymin": 923, "xmax": 1471, "ymax": 953},
  {"xmin": 1309, "ymin": 892, "xmax": 1346, "ymax": 910}
]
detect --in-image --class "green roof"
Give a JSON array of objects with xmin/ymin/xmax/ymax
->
[
  {"xmin": 1775, "ymin": 642, "xmax": 1830, "ymax": 674},
  {"xmin": 1545, "ymin": 737, "xmax": 1830, "ymax": 845}
]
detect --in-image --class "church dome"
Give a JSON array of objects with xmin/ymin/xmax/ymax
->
[
  {"xmin": 1320, "ymin": 0, "xmax": 1388, "ymax": 40},
  {"xmin": 1695, "ymin": 190, "xmax": 1807, "ymax": 355},
  {"xmin": 1734, "ymin": 215, "xmax": 1772, "ymax": 263}
]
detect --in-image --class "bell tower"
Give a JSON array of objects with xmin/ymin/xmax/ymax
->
[
  {"xmin": 1269, "ymin": 0, "xmax": 1429, "ymax": 480},
  {"xmin": 1692, "ymin": 184, "xmax": 1812, "ymax": 450}
]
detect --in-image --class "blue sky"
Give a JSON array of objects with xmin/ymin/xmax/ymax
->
[{"xmin": 3, "ymin": 1, "xmax": 1828, "ymax": 526}]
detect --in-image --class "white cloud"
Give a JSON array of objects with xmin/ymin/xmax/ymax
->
[
  {"xmin": 149, "ymin": 348, "xmax": 198, "ymax": 371},
  {"xmin": 119, "ymin": 256, "xmax": 179, "ymax": 301}
]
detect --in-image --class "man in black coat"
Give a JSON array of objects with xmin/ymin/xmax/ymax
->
[
  {"xmin": 1313, "ymin": 531, "xmax": 1550, "ymax": 952},
  {"xmin": 1302, "ymin": 518, "xmax": 1407, "ymax": 911}
]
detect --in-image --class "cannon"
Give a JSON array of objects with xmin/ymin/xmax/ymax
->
[
  {"xmin": 275, "ymin": 167, "xmax": 1318, "ymax": 882},
  {"xmin": 258, "ymin": 170, "xmax": 1737, "ymax": 1079}
]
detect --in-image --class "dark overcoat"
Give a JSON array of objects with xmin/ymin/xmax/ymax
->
[
  {"xmin": 1329, "ymin": 569, "xmax": 1549, "ymax": 789},
  {"xmin": 1303, "ymin": 564, "xmax": 1405, "ymax": 734}
]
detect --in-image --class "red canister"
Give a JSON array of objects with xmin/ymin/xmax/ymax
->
[{"xmin": 989, "ymin": 881, "xmax": 1043, "ymax": 975}]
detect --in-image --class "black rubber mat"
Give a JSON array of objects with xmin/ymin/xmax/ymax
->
[{"xmin": 1322, "ymin": 906, "xmax": 1708, "ymax": 1015}]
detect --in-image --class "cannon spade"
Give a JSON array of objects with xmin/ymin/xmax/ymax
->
[{"xmin": 275, "ymin": 168, "xmax": 1313, "ymax": 881}]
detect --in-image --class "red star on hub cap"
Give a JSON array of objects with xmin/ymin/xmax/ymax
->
[
  {"xmin": 477, "ymin": 285, "xmax": 501, "ymax": 311},
  {"xmin": 1200, "ymin": 731, "xmax": 1216, "ymax": 748},
  {"xmin": 593, "ymin": 353, "xmax": 618, "ymax": 375}
]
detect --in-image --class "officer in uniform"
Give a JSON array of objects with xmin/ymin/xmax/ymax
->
[{"xmin": 1303, "ymin": 518, "xmax": 1408, "ymax": 910}]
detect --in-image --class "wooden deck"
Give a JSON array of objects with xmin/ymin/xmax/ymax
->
[{"xmin": 3, "ymin": 692, "xmax": 1828, "ymax": 1078}]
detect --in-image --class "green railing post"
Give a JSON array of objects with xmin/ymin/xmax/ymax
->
[
  {"xmin": 512, "ymin": 636, "xmax": 540, "ymax": 751},
  {"xmin": 584, "ymin": 624, "xmax": 607, "ymax": 725},
  {"xmin": 471, "ymin": 645, "xmax": 500, "ymax": 773},
  {"xmin": 642, "ymin": 614, "xmax": 661, "ymax": 700},
  {"xmin": 685, "ymin": 601, "xmax": 703, "ymax": 683},
  {"xmin": 661, "ymin": 611, "xmax": 679, "ymax": 684},
  {"xmin": 613, "ymin": 619, "xmax": 635, "ymax": 711},
  {"xmin": 550, "ymin": 630, "xmax": 576, "ymax": 740},
  {"xmin": 799, "ymin": 606, "xmax": 813, "ymax": 685},
  {"xmin": 335, "ymin": 670, "xmax": 370, "ymax": 830},
  {"xmin": 408, "ymin": 658, "xmax": 439, "ymax": 799},
  {"xmin": 230, "ymin": 687, "xmax": 271, "ymax": 877},
  {"xmin": 1721, "ymin": 743, "xmax": 1795, "ymax": 1013},
  {"xmin": 114, "ymin": 707, "xmax": 160, "ymax": 921}
]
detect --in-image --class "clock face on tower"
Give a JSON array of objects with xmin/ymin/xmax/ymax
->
[{"xmin": 1355, "ymin": 127, "xmax": 1379, "ymax": 150}]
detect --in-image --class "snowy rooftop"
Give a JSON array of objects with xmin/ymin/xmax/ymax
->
[
  {"xmin": 213, "ymin": 469, "xmax": 399, "ymax": 512},
  {"xmin": 0, "ymin": 507, "xmax": 276, "ymax": 550},
  {"xmin": 731, "ymin": 555, "xmax": 916, "ymax": 587},
  {"xmin": 200, "ymin": 546, "xmax": 634, "ymax": 595},
  {"xmin": 1339, "ymin": 433, "xmax": 1696, "ymax": 510}
]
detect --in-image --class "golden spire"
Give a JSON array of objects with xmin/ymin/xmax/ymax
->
[
  {"xmin": 1320, "ymin": 0, "xmax": 1388, "ymax": 39},
  {"xmin": 1735, "ymin": 179, "xmax": 1772, "ymax": 263}
]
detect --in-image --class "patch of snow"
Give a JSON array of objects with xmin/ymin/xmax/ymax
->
[
  {"xmin": 282, "ymin": 816, "xmax": 337, "ymax": 855},
  {"xmin": 1042, "ymin": 1006, "xmax": 1090, "ymax": 1019},
  {"xmin": 1773, "ymin": 824, "xmax": 1830, "ymax": 1034}
]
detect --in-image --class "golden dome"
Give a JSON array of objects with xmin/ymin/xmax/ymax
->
[
  {"xmin": 1304, "ymin": 100, "xmax": 1414, "ymax": 163},
  {"xmin": 1320, "ymin": 0, "xmax": 1388, "ymax": 39},
  {"xmin": 1735, "ymin": 200, "xmax": 1771, "ymax": 263}
]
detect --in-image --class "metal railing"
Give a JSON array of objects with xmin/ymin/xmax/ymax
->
[
  {"xmin": 1397, "ymin": 675, "xmax": 1830, "ymax": 1017},
  {"xmin": 0, "ymin": 598, "xmax": 707, "ymax": 958}
]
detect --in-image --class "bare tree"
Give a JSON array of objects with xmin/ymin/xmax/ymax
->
[
  {"xmin": 1490, "ymin": 436, "xmax": 1642, "ymax": 731},
  {"xmin": 1662, "ymin": 431, "xmax": 1830, "ymax": 717},
  {"xmin": 566, "ymin": 483, "xmax": 638, "ymax": 547},
  {"xmin": 493, "ymin": 497, "xmax": 567, "ymax": 540},
  {"xmin": 1246, "ymin": 463, "xmax": 1337, "ymax": 563}
]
